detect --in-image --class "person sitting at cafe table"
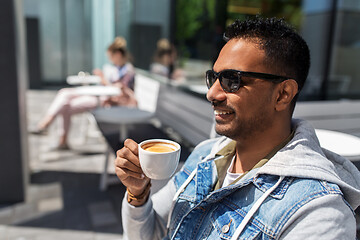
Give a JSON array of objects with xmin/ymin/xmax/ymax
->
[
  {"xmin": 115, "ymin": 17, "xmax": 360, "ymax": 239},
  {"xmin": 30, "ymin": 36, "xmax": 136, "ymax": 150},
  {"xmin": 150, "ymin": 38, "xmax": 185, "ymax": 81}
]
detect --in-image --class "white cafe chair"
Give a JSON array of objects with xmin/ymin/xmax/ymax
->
[
  {"xmin": 315, "ymin": 129, "xmax": 360, "ymax": 161},
  {"xmin": 92, "ymin": 74, "xmax": 160, "ymax": 191}
]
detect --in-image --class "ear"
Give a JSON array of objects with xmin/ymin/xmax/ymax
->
[{"xmin": 274, "ymin": 79, "xmax": 298, "ymax": 112}]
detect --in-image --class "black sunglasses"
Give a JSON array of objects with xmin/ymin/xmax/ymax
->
[{"xmin": 206, "ymin": 69, "xmax": 290, "ymax": 93}]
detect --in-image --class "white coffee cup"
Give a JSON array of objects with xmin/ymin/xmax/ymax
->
[{"xmin": 138, "ymin": 139, "xmax": 181, "ymax": 180}]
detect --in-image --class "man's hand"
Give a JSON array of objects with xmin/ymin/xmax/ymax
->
[{"xmin": 115, "ymin": 139, "xmax": 150, "ymax": 206}]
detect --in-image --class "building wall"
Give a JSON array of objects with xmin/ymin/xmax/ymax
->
[{"xmin": 302, "ymin": 0, "xmax": 360, "ymax": 99}]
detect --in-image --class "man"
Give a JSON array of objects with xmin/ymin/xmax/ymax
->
[{"xmin": 115, "ymin": 17, "xmax": 360, "ymax": 239}]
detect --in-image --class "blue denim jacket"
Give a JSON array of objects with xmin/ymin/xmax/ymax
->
[
  {"xmin": 122, "ymin": 120, "xmax": 359, "ymax": 240},
  {"xmin": 166, "ymin": 139, "xmax": 344, "ymax": 240}
]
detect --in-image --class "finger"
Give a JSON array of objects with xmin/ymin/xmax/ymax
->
[
  {"xmin": 115, "ymin": 155, "xmax": 143, "ymax": 174},
  {"xmin": 116, "ymin": 146, "xmax": 141, "ymax": 168},
  {"xmin": 115, "ymin": 165, "xmax": 145, "ymax": 180},
  {"xmin": 124, "ymin": 138, "xmax": 139, "ymax": 156}
]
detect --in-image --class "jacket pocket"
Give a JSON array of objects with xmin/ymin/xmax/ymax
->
[{"xmin": 210, "ymin": 204, "xmax": 262, "ymax": 240}]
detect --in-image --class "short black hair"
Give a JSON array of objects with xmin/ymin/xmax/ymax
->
[{"xmin": 224, "ymin": 16, "xmax": 310, "ymax": 97}]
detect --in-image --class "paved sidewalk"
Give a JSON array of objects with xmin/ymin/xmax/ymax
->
[
  {"xmin": 0, "ymin": 225, "xmax": 122, "ymax": 240},
  {"xmin": 0, "ymin": 89, "xmax": 191, "ymax": 240}
]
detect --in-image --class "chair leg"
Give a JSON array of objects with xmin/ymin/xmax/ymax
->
[
  {"xmin": 80, "ymin": 113, "xmax": 101, "ymax": 144},
  {"xmin": 79, "ymin": 112, "xmax": 90, "ymax": 144},
  {"xmin": 100, "ymin": 145, "xmax": 111, "ymax": 191}
]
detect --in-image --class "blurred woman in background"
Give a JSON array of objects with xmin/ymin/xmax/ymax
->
[
  {"xmin": 150, "ymin": 38, "xmax": 184, "ymax": 81},
  {"xmin": 31, "ymin": 37, "xmax": 136, "ymax": 150}
]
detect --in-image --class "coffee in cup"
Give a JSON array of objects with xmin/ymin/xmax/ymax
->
[
  {"xmin": 138, "ymin": 139, "xmax": 181, "ymax": 180},
  {"xmin": 141, "ymin": 141, "xmax": 177, "ymax": 153}
]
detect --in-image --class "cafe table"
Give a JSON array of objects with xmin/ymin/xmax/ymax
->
[
  {"xmin": 74, "ymin": 85, "xmax": 120, "ymax": 97},
  {"xmin": 70, "ymin": 85, "xmax": 121, "ymax": 145},
  {"xmin": 66, "ymin": 74, "xmax": 101, "ymax": 85}
]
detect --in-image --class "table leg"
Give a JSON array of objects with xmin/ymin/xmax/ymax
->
[
  {"xmin": 100, "ymin": 145, "xmax": 111, "ymax": 191},
  {"xmin": 119, "ymin": 124, "xmax": 128, "ymax": 142}
]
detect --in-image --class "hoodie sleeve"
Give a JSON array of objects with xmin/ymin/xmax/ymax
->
[
  {"xmin": 279, "ymin": 194, "xmax": 356, "ymax": 239},
  {"xmin": 121, "ymin": 179, "xmax": 176, "ymax": 240}
]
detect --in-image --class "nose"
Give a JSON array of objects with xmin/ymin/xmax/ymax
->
[{"xmin": 206, "ymin": 79, "xmax": 226, "ymax": 103}]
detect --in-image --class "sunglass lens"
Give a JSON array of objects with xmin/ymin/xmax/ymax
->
[
  {"xmin": 206, "ymin": 70, "xmax": 216, "ymax": 89},
  {"xmin": 221, "ymin": 70, "xmax": 241, "ymax": 92}
]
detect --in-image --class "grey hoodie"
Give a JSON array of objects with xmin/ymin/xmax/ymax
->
[{"xmin": 122, "ymin": 119, "xmax": 360, "ymax": 239}]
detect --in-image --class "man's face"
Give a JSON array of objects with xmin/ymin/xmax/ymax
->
[{"xmin": 206, "ymin": 38, "xmax": 278, "ymax": 141}]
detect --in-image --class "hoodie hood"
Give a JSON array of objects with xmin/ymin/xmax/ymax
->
[{"xmin": 256, "ymin": 119, "xmax": 360, "ymax": 210}]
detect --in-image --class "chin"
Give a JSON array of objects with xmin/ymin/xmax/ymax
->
[{"xmin": 215, "ymin": 125, "xmax": 234, "ymax": 138}]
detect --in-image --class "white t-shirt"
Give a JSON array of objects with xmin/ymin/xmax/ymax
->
[{"xmin": 222, "ymin": 155, "xmax": 243, "ymax": 188}]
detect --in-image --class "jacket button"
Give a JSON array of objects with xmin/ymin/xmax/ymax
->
[{"xmin": 222, "ymin": 224, "xmax": 230, "ymax": 233}]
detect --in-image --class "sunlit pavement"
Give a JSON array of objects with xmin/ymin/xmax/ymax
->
[{"xmin": 0, "ymin": 89, "xmax": 191, "ymax": 240}]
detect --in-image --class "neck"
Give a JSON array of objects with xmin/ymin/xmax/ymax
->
[
  {"xmin": 232, "ymin": 120, "xmax": 291, "ymax": 173},
  {"xmin": 117, "ymin": 62, "xmax": 125, "ymax": 68}
]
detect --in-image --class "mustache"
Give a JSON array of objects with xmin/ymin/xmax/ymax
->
[
  {"xmin": 211, "ymin": 100, "xmax": 235, "ymax": 111},
  {"xmin": 211, "ymin": 100, "xmax": 225, "ymax": 108}
]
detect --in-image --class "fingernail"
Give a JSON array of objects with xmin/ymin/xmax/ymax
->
[{"xmin": 141, "ymin": 174, "xmax": 145, "ymax": 179}]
